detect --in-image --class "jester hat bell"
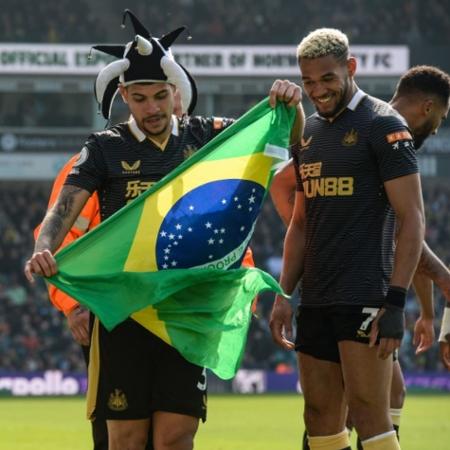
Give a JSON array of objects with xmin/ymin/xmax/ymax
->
[{"xmin": 92, "ymin": 9, "xmax": 197, "ymax": 119}]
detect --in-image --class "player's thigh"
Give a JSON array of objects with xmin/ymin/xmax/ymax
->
[
  {"xmin": 152, "ymin": 411, "xmax": 199, "ymax": 449},
  {"xmin": 338, "ymin": 340, "xmax": 392, "ymax": 408},
  {"xmin": 107, "ymin": 418, "xmax": 151, "ymax": 450},
  {"xmin": 298, "ymin": 352, "xmax": 345, "ymax": 409},
  {"xmin": 298, "ymin": 352, "xmax": 347, "ymax": 434}
]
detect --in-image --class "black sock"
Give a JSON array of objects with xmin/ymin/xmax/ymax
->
[{"xmin": 302, "ymin": 430, "xmax": 310, "ymax": 450}]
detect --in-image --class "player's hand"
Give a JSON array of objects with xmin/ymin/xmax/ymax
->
[
  {"xmin": 269, "ymin": 80, "xmax": 302, "ymax": 108},
  {"xmin": 67, "ymin": 306, "xmax": 90, "ymax": 346},
  {"xmin": 369, "ymin": 307, "xmax": 404, "ymax": 359},
  {"xmin": 24, "ymin": 249, "xmax": 58, "ymax": 283},
  {"xmin": 413, "ymin": 315, "xmax": 435, "ymax": 354},
  {"xmin": 440, "ymin": 340, "xmax": 450, "ymax": 370},
  {"xmin": 269, "ymin": 295, "xmax": 295, "ymax": 350}
]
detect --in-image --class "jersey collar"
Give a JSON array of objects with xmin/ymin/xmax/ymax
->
[
  {"xmin": 347, "ymin": 89, "xmax": 367, "ymax": 111},
  {"xmin": 127, "ymin": 115, "xmax": 179, "ymax": 143}
]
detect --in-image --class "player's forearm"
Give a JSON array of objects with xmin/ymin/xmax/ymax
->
[
  {"xmin": 390, "ymin": 208, "xmax": 425, "ymax": 289},
  {"xmin": 35, "ymin": 185, "xmax": 88, "ymax": 254},
  {"xmin": 412, "ymin": 271, "xmax": 434, "ymax": 319},
  {"xmin": 279, "ymin": 219, "xmax": 305, "ymax": 295},
  {"xmin": 416, "ymin": 241, "xmax": 450, "ymax": 301},
  {"xmin": 290, "ymin": 103, "xmax": 305, "ymax": 146},
  {"xmin": 270, "ymin": 182, "xmax": 295, "ymax": 227}
]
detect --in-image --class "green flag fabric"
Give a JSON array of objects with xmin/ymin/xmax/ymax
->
[{"xmin": 47, "ymin": 99, "xmax": 295, "ymax": 379}]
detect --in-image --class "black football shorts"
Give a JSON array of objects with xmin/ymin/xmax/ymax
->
[
  {"xmin": 93, "ymin": 319, "xmax": 207, "ymax": 421},
  {"xmin": 295, "ymin": 305, "xmax": 382, "ymax": 363}
]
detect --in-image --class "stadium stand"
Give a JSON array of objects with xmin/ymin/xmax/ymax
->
[
  {"xmin": 0, "ymin": 0, "xmax": 449, "ymax": 45},
  {"xmin": 1, "ymin": 180, "xmax": 449, "ymax": 373}
]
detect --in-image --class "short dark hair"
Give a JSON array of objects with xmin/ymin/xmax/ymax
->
[{"xmin": 396, "ymin": 65, "xmax": 450, "ymax": 106}]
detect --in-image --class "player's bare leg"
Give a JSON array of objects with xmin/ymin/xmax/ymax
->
[
  {"xmin": 108, "ymin": 418, "xmax": 151, "ymax": 450},
  {"xmin": 152, "ymin": 411, "xmax": 199, "ymax": 450},
  {"xmin": 339, "ymin": 341, "xmax": 399, "ymax": 448},
  {"xmin": 298, "ymin": 352, "xmax": 350, "ymax": 449}
]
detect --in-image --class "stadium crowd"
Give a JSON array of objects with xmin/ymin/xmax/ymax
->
[
  {"xmin": 0, "ymin": 0, "xmax": 449, "ymax": 45},
  {"xmin": 1, "ymin": 179, "xmax": 449, "ymax": 374}
]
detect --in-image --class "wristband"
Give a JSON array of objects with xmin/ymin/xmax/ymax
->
[
  {"xmin": 384, "ymin": 286, "xmax": 407, "ymax": 309},
  {"xmin": 438, "ymin": 307, "xmax": 450, "ymax": 343}
]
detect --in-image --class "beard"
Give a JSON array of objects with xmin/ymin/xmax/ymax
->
[
  {"xmin": 412, "ymin": 121, "xmax": 434, "ymax": 150},
  {"xmin": 141, "ymin": 113, "xmax": 170, "ymax": 137},
  {"xmin": 318, "ymin": 77, "xmax": 353, "ymax": 119}
]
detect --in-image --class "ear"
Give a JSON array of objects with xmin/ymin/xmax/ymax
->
[
  {"xmin": 119, "ymin": 84, "xmax": 128, "ymax": 104},
  {"xmin": 422, "ymin": 98, "xmax": 434, "ymax": 116},
  {"xmin": 347, "ymin": 57, "xmax": 357, "ymax": 77}
]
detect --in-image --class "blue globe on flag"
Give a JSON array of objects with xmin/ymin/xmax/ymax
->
[{"xmin": 156, "ymin": 179, "xmax": 264, "ymax": 270}]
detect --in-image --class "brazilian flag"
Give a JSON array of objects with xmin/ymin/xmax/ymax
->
[{"xmin": 47, "ymin": 99, "xmax": 295, "ymax": 379}]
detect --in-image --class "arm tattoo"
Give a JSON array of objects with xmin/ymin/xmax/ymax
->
[
  {"xmin": 417, "ymin": 242, "xmax": 450, "ymax": 301},
  {"xmin": 35, "ymin": 186, "xmax": 85, "ymax": 253}
]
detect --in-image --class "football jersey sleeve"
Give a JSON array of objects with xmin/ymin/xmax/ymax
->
[
  {"xmin": 370, "ymin": 114, "xmax": 418, "ymax": 182},
  {"xmin": 188, "ymin": 116, "xmax": 235, "ymax": 147},
  {"xmin": 65, "ymin": 134, "xmax": 108, "ymax": 193}
]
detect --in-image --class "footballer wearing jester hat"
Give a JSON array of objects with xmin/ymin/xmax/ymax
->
[{"xmin": 91, "ymin": 9, "xmax": 197, "ymax": 119}]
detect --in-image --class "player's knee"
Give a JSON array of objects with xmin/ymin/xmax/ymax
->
[
  {"xmin": 109, "ymin": 428, "xmax": 148, "ymax": 450},
  {"xmin": 155, "ymin": 429, "xmax": 195, "ymax": 450},
  {"xmin": 304, "ymin": 402, "xmax": 343, "ymax": 435}
]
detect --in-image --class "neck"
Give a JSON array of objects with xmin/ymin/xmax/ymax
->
[{"xmin": 390, "ymin": 97, "xmax": 412, "ymax": 124}]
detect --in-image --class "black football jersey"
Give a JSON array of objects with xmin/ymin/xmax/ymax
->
[
  {"xmin": 65, "ymin": 115, "xmax": 234, "ymax": 220},
  {"xmin": 292, "ymin": 91, "xmax": 418, "ymax": 307}
]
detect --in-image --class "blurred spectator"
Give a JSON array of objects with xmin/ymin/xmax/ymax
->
[{"xmin": 1, "ymin": 178, "xmax": 449, "ymax": 373}]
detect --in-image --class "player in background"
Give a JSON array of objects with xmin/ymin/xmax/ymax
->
[{"xmin": 270, "ymin": 64, "xmax": 450, "ymax": 449}]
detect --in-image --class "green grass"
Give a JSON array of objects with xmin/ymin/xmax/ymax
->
[{"xmin": 0, "ymin": 394, "xmax": 449, "ymax": 449}]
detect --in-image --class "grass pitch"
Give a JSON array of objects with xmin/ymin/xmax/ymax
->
[{"xmin": 0, "ymin": 394, "xmax": 449, "ymax": 449}]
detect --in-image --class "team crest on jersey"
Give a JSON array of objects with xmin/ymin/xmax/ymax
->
[
  {"xmin": 108, "ymin": 389, "xmax": 128, "ymax": 411},
  {"xmin": 183, "ymin": 145, "xmax": 197, "ymax": 160},
  {"xmin": 342, "ymin": 129, "xmax": 358, "ymax": 146},
  {"xmin": 300, "ymin": 135, "xmax": 312, "ymax": 151},
  {"xmin": 121, "ymin": 160, "xmax": 141, "ymax": 175}
]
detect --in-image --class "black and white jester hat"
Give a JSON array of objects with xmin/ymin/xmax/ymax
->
[{"xmin": 92, "ymin": 9, "xmax": 197, "ymax": 119}]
